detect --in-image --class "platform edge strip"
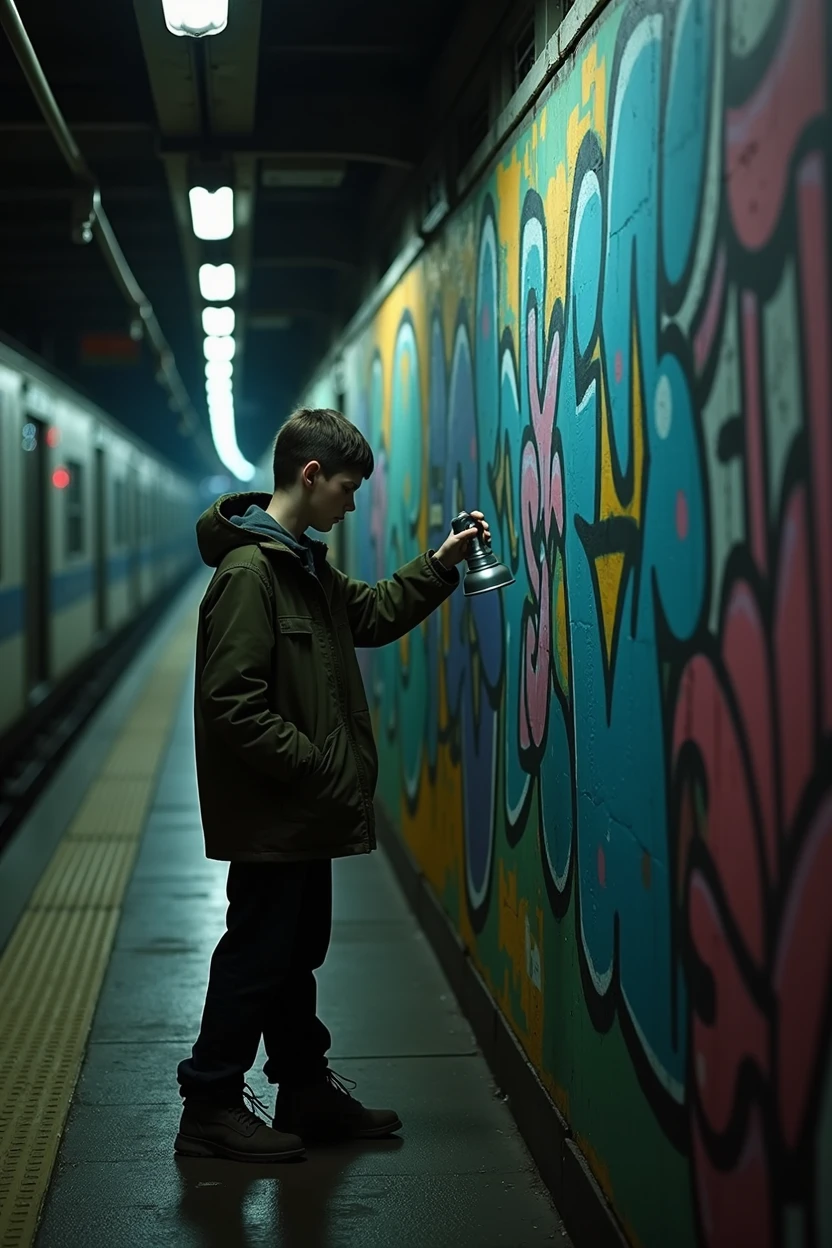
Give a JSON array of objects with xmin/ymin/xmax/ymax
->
[{"xmin": 0, "ymin": 613, "xmax": 195, "ymax": 1248}]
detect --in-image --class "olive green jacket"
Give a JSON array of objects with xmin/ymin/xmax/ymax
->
[{"xmin": 193, "ymin": 492, "xmax": 459, "ymax": 861}]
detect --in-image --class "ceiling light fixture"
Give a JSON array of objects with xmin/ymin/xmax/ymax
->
[
  {"xmin": 189, "ymin": 187, "xmax": 234, "ymax": 240},
  {"xmin": 202, "ymin": 306, "xmax": 235, "ymax": 336},
  {"xmin": 199, "ymin": 262, "xmax": 236, "ymax": 301},
  {"xmin": 161, "ymin": 0, "xmax": 229, "ymax": 38},
  {"xmin": 208, "ymin": 399, "xmax": 234, "ymax": 418},
  {"xmin": 209, "ymin": 411, "xmax": 255, "ymax": 482},
  {"xmin": 204, "ymin": 334, "xmax": 236, "ymax": 362},
  {"xmin": 206, "ymin": 382, "xmax": 233, "ymax": 406}
]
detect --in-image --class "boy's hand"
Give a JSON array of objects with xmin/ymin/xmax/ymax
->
[{"xmin": 435, "ymin": 511, "xmax": 492, "ymax": 569}]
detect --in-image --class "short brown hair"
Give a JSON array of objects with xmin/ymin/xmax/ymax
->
[{"xmin": 272, "ymin": 407, "xmax": 374, "ymax": 490}]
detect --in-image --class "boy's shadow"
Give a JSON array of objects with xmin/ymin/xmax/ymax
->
[{"xmin": 174, "ymin": 1136, "xmax": 405, "ymax": 1248}]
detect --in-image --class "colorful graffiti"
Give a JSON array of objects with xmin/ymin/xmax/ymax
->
[{"xmin": 315, "ymin": 0, "xmax": 832, "ymax": 1243}]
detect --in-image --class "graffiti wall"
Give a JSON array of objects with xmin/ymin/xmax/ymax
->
[{"xmin": 311, "ymin": 0, "xmax": 832, "ymax": 1242}]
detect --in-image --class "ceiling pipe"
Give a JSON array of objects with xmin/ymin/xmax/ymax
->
[{"xmin": 0, "ymin": 0, "xmax": 211, "ymax": 455}]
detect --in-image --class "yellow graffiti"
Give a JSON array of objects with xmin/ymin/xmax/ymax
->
[
  {"xmin": 497, "ymin": 861, "xmax": 545, "ymax": 1070},
  {"xmin": 544, "ymin": 161, "xmax": 569, "ymax": 314},
  {"xmin": 489, "ymin": 433, "xmax": 521, "ymax": 564},
  {"xmin": 582, "ymin": 44, "xmax": 608, "ymax": 148},
  {"xmin": 566, "ymin": 44, "xmax": 607, "ymax": 180},
  {"xmin": 600, "ymin": 319, "xmax": 646, "ymax": 526},
  {"xmin": 595, "ymin": 549, "xmax": 626, "ymax": 663},
  {"xmin": 400, "ymin": 653, "xmax": 479, "ymax": 955},
  {"xmin": 399, "ymin": 744, "xmax": 457, "ymax": 897},
  {"xmin": 441, "ymin": 281, "xmax": 459, "ymax": 363},
  {"xmin": 594, "ymin": 316, "xmax": 646, "ymax": 666},
  {"xmin": 566, "ymin": 105, "xmax": 592, "ymax": 176},
  {"xmin": 373, "ymin": 265, "xmax": 428, "ymax": 448},
  {"xmin": 496, "ymin": 149, "xmax": 522, "ymax": 327}
]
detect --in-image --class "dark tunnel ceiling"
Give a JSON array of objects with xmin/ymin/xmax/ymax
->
[{"xmin": 0, "ymin": 0, "xmax": 474, "ymax": 478}]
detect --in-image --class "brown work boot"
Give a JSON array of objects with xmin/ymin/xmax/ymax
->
[
  {"xmin": 273, "ymin": 1070, "xmax": 402, "ymax": 1143},
  {"xmin": 175, "ymin": 1085, "xmax": 305, "ymax": 1162}
]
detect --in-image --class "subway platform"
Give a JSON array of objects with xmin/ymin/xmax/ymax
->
[{"xmin": 0, "ymin": 583, "xmax": 570, "ymax": 1248}]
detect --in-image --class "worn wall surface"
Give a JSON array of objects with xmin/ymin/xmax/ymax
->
[{"xmin": 311, "ymin": 0, "xmax": 832, "ymax": 1243}]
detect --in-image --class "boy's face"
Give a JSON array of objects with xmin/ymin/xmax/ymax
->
[{"xmin": 303, "ymin": 463, "xmax": 362, "ymax": 532}]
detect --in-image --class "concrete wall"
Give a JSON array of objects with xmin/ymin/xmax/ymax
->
[{"xmin": 306, "ymin": 0, "xmax": 832, "ymax": 1243}]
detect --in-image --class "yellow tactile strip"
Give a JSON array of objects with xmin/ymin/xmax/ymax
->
[{"xmin": 0, "ymin": 614, "xmax": 195, "ymax": 1248}]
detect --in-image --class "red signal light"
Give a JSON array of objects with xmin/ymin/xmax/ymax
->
[{"xmin": 52, "ymin": 467, "xmax": 71, "ymax": 489}]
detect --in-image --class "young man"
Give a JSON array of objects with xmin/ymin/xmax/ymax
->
[{"xmin": 175, "ymin": 407, "xmax": 490, "ymax": 1163}]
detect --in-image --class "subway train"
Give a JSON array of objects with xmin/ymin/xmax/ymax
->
[{"xmin": 0, "ymin": 335, "xmax": 198, "ymax": 749}]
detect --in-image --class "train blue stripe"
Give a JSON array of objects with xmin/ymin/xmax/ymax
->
[
  {"xmin": 108, "ymin": 552, "xmax": 130, "ymax": 581},
  {"xmin": 0, "ymin": 585, "xmax": 24, "ymax": 644},
  {"xmin": 51, "ymin": 565, "xmax": 95, "ymax": 611},
  {"xmin": 0, "ymin": 543, "xmax": 196, "ymax": 644}
]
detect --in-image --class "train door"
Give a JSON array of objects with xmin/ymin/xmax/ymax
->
[
  {"xmin": 24, "ymin": 416, "xmax": 49, "ymax": 698},
  {"xmin": 127, "ymin": 466, "xmax": 140, "ymax": 611},
  {"xmin": 94, "ymin": 445, "xmax": 107, "ymax": 635}
]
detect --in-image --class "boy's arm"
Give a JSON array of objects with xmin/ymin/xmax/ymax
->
[
  {"xmin": 332, "ymin": 551, "xmax": 459, "ymax": 648},
  {"xmin": 200, "ymin": 564, "xmax": 320, "ymax": 779}
]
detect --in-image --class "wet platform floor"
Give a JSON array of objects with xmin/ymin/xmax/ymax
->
[{"xmin": 33, "ymin": 658, "xmax": 570, "ymax": 1247}]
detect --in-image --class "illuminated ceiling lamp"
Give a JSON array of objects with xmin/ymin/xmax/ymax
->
[
  {"xmin": 206, "ymin": 398, "xmax": 254, "ymax": 482},
  {"xmin": 199, "ymin": 263, "xmax": 236, "ymax": 301},
  {"xmin": 189, "ymin": 187, "xmax": 234, "ymax": 240},
  {"xmin": 202, "ymin": 306, "xmax": 235, "ymax": 336},
  {"xmin": 204, "ymin": 334, "xmax": 236, "ymax": 362},
  {"xmin": 161, "ymin": 0, "xmax": 228, "ymax": 37},
  {"xmin": 206, "ymin": 380, "xmax": 233, "ymax": 405},
  {"xmin": 200, "ymin": 336, "xmax": 251, "ymax": 481}
]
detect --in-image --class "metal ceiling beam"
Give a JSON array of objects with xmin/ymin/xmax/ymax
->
[
  {"xmin": 0, "ymin": 185, "xmax": 172, "ymax": 203},
  {"xmin": 248, "ymin": 266, "xmax": 341, "ymax": 323},
  {"xmin": 158, "ymin": 100, "xmax": 418, "ymax": 167},
  {"xmin": 262, "ymin": 43, "xmax": 409, "ymax": 57},
  {"xmin": 0, "ymin": 0, "xmax": 206, "ymax": 452},
  {"xmin": 130, "ymin": 3, "xmax": 200, "ymax": 132},
  {"xmin": 0, "ymin": 122, "xmax": 154, "ymax": 133},
  {"xmin": 255, "ymin": 255, "xmax": 358, "ymax": 273},
  {"xmin": 252, "ymin": 214, "xmax": 360, "ymax": 269},
  {"xmin": 0, "ymin": 128, "xmax": 161, "ymax": 164},
  {"xmin": 203, "ymin": 4, "xmax": 261, "ymax": 134},
  {"xmin": 249, "ymin": 304, "xmax": 336, "ymax": 325},
  {"xmin": 0, "ymin": 217, "xmax": 185, "ymax": 240}
]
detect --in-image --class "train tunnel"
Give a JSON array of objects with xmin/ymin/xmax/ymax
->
[{"xmin": 0, "ymin": 1, "xmax": 830, "ymax": 1245}]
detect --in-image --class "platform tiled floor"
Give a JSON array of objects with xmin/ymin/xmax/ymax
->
[{"xmin": 35, "ymin": 669, "xmax": 570, "ymax": 1247}]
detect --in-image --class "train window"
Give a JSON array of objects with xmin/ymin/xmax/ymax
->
[
  {"xmin": 114, "ymin": 478, "xmax": 126, "ymax": 545},
  {"xmin": 66, "ymin": 459, "xmax": 85, "ymax": 556}
]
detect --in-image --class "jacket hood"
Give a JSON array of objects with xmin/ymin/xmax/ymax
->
[{"xmin": 196, "ymin": 492, "xmax": 328, "ymax": 569}]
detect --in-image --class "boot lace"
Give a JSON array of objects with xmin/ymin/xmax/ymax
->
[
  {"xmin": 226, "ymin": 1083, "xmax": 271, "ymax": 1128},
  {"xmin": 324, "ymin": 1070, "xmax": 358, "ymax": 1100}
]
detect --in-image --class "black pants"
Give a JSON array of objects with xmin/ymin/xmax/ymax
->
[{"xmin": 177, "ymin": 860, "xmax": 332, "ymax": 1102}]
